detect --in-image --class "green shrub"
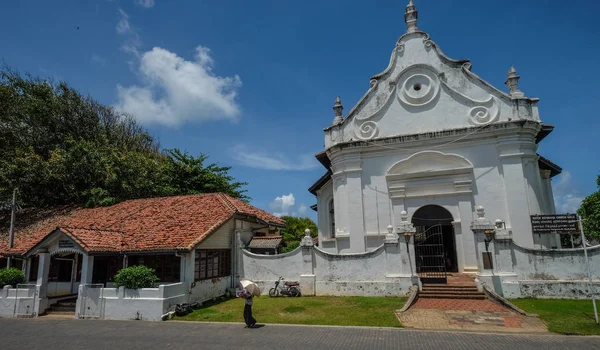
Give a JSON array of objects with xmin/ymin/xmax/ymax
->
[
  {"xmin": 113, "ymin": 265, "xmax": 159, "ymax": 289},
  {"xmin": 0, "ymin": 268, "xmax": 26, "ymax": 288},
  {"xmin": 282, "ymin": 241, "xmax": 300, "ymax": 253}
]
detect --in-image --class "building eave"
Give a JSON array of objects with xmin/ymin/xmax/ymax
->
[
  {"xmin": 538, "ymin": 154, "xmax": 562, "ymax": 177},
  {"xmin": 308, "ymin": 170, "xmax": 333, "ymax": 196},
  {"xmin": 535, "ymin": 124, "xmax": 555, "ymax": 144}
]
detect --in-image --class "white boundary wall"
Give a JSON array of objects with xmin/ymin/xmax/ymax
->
[
  {"xmin": 76, "ymin": 282, "xmax": 187, "ymax": 321},
  {"xmin": 0, "ymin": 284, "xmax": 40, "ymax": 318},
  {"xmin": 239, "ymin": 240, "xmax": 417, "ymax": 296},
  {"xmin": 474, "ymin": 232, "xmax": 600, "ymax": 299}
]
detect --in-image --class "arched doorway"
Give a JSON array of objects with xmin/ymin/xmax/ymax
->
[{"xmin": 412, "ymin": 205, "xmax": 458, "ymax": 283}]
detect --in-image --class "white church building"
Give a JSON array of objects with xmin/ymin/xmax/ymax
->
[{"xmin": 309, "ymin": 0, "xmax": 562, "ymax": 276}]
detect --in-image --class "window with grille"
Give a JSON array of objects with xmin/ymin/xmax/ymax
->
[
  {"xmin": 329, "ymin": 198, "xmax": 335, "ymax": 238},
  {"xmin": 194, "ymin": 250, "xmax": 231, "ymax": 281}
]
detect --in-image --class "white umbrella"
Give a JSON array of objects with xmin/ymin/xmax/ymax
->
[{"xmin": 239, "ymin": 279, "xmax": 261, "ymax": 297}]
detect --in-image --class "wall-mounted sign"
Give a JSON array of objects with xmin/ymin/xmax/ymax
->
[
  {"xmin": 58, "ymin": 240, "xmax": 74, "ymax": 248},
  {"xmin": 530, "ymin": 214, "xmax": 579, "ymax": 234}
]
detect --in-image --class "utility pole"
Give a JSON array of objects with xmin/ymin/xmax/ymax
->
[{"xmin": 6, "ymin": 188, "xmax": 17, "ymax": 269}]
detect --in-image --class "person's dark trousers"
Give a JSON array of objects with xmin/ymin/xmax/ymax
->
[{"xmin": 244, "ymin": 304, "xmax": 256, "ymax": 327}]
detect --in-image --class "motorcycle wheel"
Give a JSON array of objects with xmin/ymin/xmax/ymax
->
[
  {"xmin": 290, "ymin": 287, "xmax": 300, "ymax": 297},
  {"xmin": 269, "ymin": 288, "xmax": 278, "ymax": 297}
]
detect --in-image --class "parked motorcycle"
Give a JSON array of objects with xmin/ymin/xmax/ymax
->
[{"xmin": 269, "ymin": 276, "xmax": 301, "ymax": 297}]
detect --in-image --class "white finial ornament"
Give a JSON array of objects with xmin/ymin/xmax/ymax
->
[
  {"xmin": 505, "ymin": 66, "xmax": 524, "ymax": 98},
  {"xmin": 301, "ymin": 228, "xmax": 314, "ymax": 247},
  {"xmin": 332, "ymin": 96, "xmax": 343, "ymax": 125},
  {"xmin": 404, "ymin": 0, "xmax": 418, "ymax": 33}
]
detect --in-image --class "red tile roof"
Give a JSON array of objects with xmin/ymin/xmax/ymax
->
[{"xmin": 0, "ymin": 193, "xmax": 285, "ymax": 255}]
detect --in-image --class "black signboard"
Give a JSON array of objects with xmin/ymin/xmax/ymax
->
[
  {"xmin": 58, "ymin": 240, "xmax": 74, "ymax": 248},
  {"xmin": 530, "ymin": 214, "xmax": 579, "ymax": 234}
]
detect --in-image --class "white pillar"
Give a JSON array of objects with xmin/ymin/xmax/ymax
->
[
  {"xmin": 330, "ymin": 152, "xmax": 364, "ymax": 252},
  {"xmin": 497, "ymin": 135, "xmax": 537, "ymax": 247},
  {"xmin": 80, "ymin": 255, "xmax": 94, "ymax": 285},
  {"xmin": 300, "ymin": 229, "xmax": 316, "ymax": 295},
  {"xmin": 36, "ymin": 251, "xmax": 50, "ymax": 298},
  {"xmin": 24, "ymin": 258, "xmax": 31, "ymax": 282},
  {"xmin": 393, "ymin": 212, "xmax": 418, "ymax": 291}
]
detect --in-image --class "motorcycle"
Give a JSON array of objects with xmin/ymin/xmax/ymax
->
[{"xmin": 269, "ymin": 276, "xmax": 301, "ymax": 297}]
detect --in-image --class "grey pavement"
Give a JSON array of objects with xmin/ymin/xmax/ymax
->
[{"xmin": 0, "ymin": 318, "xmax": 599, "ymax": 350}]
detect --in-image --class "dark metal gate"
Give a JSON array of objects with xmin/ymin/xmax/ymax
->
[{"xmin": 414, "ymin": 224, "xmax": 447, "ymax": 284}]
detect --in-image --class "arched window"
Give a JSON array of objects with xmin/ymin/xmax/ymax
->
[{"xmin": 329, "ymin": 198, "xmax": 335, "ymax": 238}]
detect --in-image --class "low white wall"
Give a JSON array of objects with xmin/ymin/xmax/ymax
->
[
  {"xmin": 0, "ymin": 285, "xmax": 39, "ymax": 318},
  {"xmin": 511, "ymin": 243, "xmax": 600, "ymax": 281},
  {"xmin": 240, "ymin": 248, "xmax": 304, "ymax": 294},
  {"xmin": 189, "ymin": 277, "xmax": 231, "ymax": 302},
  {"xmin": 240, "ymin": 245, "xmax": 412, "ymax": 296},
  {"xmin": 506, "ymin": 280, "xmax": 600, "ymax": 299},
  {"xmin": 485, "ymin": 239, "xmax": 600, "ymax": 299},
  {"xmin": 313, "ymin": 246, "xmax": 400, "ymax": 296},
  {"xmin": 76, "ymin": 283, "xmax": 187, "ymax": 321}
]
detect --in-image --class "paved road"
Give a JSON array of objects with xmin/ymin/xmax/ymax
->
[{"xmin": 0, "ymin": 318, "xmax": 599, "ymax": 350}]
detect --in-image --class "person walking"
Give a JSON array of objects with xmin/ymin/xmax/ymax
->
[{"xmin": 238, "ymin": 289, "xmax": 256, "ymax": 328}]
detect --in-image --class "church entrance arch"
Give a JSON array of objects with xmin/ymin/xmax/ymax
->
[{"xmin": 412, "ymin": 205, "xmax": 458, "ymax": 283}]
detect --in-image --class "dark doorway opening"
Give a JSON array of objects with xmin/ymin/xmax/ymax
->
[{"xmin": 412, "ymin": 205, "xmax": 458, "ymax": 274}]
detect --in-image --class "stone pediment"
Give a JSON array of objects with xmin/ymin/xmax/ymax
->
[
  {"xmin": 387, "ymin": 151, "xmax": 473, "ymax": 179},
  {"xmin": 386, "ymin": 151, "xmax": 474, "ymax": 198},
  {"xmin": 324, "ymin": 30, "xmax": 541, "ymax": 149}
]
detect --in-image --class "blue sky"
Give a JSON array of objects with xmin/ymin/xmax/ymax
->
[{"xmin": 1, "ymin": 0, "xmax": 599, "ymax": 220}]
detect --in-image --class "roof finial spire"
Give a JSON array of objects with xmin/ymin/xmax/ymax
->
[
  {"xmin": 404, "ymin": 0, "xmax": 418, "ymax": 33},
  {"xmin": 505, "ymin": 66, "xmax": 524, "ymax": 98},
  {"xmin": 332, "ymin": 96, "xmax": 343, "ymax": 125}
]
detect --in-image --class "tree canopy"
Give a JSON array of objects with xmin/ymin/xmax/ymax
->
[
  {"xmin": 0, "ymin": 68, "xmax": 248, "ymax": 207},
  {"xmin": 578, "ymin": 173, "xmax": 600, "ymax": 240},
  {"xmin": 279, "ymin": 216, "xmax": 318, "ymax": 253}
]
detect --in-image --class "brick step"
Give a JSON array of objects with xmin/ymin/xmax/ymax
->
[
  {"xmin": 419, "ymin": 292, "xmax": 485, "ymax": 297},
  {"xmin": 422, "ymin": 284, "xmax": 478, "ymax": 288},
  {"xmin": 418, "ymin": 293, "xmax": 486, "ymax": 300},
  {"xmin": 422, "ymin": 287, "xmax": 479, "ymax": 292}
]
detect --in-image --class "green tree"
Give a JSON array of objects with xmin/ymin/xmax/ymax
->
[
  {"xmin": 280, "ymin": 216, "xmax": 318, "ymax": 253},
  {"xmin": 578, "ymin": 173, "xmax": 600, "ymax": 241},
  {"xmin": 160, "ymin": 149, "xmax": 248, "ymax": 201},
  {"xmin": 0, "ymin": 67, "xmax": 248, "ymax": 207}
]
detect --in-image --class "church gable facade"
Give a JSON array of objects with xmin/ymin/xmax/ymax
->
[{"xmin": 311, "ymin": 1, "xmax": 561, "ymax": 273}]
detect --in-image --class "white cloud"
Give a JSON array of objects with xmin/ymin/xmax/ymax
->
[
  {"xmin": 116, "ymin": 8, "xmax": 132, "ymax": 34},
  {"xmin": 270, "ymin": 193, "xmax": 295, "ymax": 217},
  {"xmin": 91, "ymin": 54, "xmax": 106, "ymax": 67},
  {"xmin": 135, "ymin": 0, "xmax": 155, "ymax": 8},
  {"xmin": 553, "ymin": 171, "xmax": 584, "ymax": 213},
  {"xmin": 115, "ymin": 46, "xmax": 242, "ymax": 126},
  {"xmin": 116, "ymin": 9, "xmax": 142, "ymax": 57},
  {"xmin": 230, "ymin": 144, "xmax": 319, "ymax": 171},
  {"xmin": 269, "ymin": 194, "xmax": 311, "ymax": 218}
]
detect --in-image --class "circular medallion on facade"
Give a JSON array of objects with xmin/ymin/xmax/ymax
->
[{"xmin": 396, "ymin": 67, "xmax": 440, "ymax": 107}]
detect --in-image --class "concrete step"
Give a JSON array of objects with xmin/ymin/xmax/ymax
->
[
  {"xmin": 49, "ymin": 305, "xmax": 76, "ymax": 312},
  {"xmin": 45, "ymin": 310, "xmax": 76, "ymax": 315},
  {"xmin": 418, "ymin": 293, "xmax": 486, "ymax": 300}
]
